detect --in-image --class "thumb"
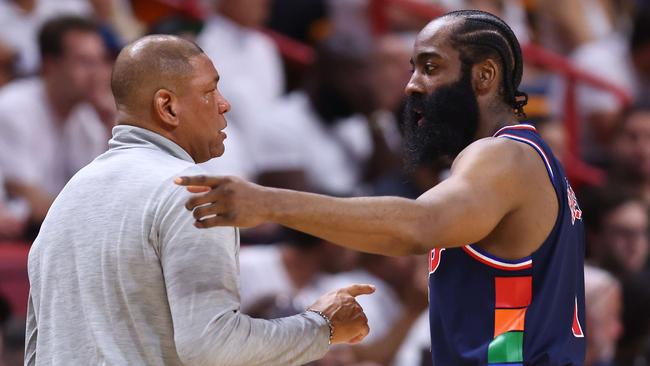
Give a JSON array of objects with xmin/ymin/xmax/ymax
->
[{"xmin": 341, "ymin": 284, "xmax": 376, "ymax": 297}]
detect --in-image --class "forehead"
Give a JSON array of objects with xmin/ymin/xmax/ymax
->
[
  {"xmin": 188, "ymin": 54, "xmax": 218, "ymax": 84},
  {"xmin": 412, "ymin": 17, "xmax": 460, "ymax": 62},
  {"xmin": 61, "ymin": 30, "xmax": 104, "ymax": 53}
]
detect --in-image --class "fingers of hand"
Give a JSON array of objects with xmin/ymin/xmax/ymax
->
[
  {"xmin": 191, "ymin": 202, "xmax": 227, "ymax": 221},
  {"xmin": 185, "ymin": 183, "xmax": 233, "ymax": 210},
  {"xmin": 193, "ymin": 215, "xmax": 232, "ymax": 228},
  {"xmin": 341, "ymin": 284, "xmax": 376, "ymax": 297},
  {"xmin": 186, "ymin": 185, "xmax": 211, "ymax": 193},
  {"xmin": 174, "ymin": 175, "xmax": 225, "ymax": 187}
]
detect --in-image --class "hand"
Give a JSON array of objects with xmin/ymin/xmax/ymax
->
[
  {"xmin": 175, "ymin": 175, "xmax": 272, "ymax": 228},
  {"xmin": 308, "ymin": 284, "xmax": 375, "ymax": 345}
]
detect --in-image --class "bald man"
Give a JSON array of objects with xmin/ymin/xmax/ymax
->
[{"xmin": 25, "ymin": 35, "xmax": 373, "ymax": 366}]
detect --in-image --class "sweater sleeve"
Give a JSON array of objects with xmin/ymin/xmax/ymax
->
[{"xmin": 154, "ymin": 178, "xmax": 330, "ymax": 366}]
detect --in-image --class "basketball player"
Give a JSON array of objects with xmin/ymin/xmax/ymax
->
[
  {"xmin": 177, "ymin": 10, "xmax": 587, "ymax": 365},
  {"xmin": 25, "ymin": 35, "xmax": 374, "ymax": 365}
]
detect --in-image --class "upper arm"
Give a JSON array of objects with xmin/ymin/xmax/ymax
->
[
  {"xmin": 154, "ymin": 182, "xmax": 242, "ymax": 362},
  {"xmin": 414, "ymin": 139, "xmax": 526, "ymax": 248},
  {"xmin": 154, "ymin": 179, "xmax": 329, "ymax": 366}
]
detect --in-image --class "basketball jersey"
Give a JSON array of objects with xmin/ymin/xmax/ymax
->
[{"xmin": 427, "ymin": 124, "xmax": 586, "ymax": 365}]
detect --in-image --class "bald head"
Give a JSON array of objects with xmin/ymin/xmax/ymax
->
[{"xmin": 111, "ymin": 35, "xmax": 204, "ymax": 113}]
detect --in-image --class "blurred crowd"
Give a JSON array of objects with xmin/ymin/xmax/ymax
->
[{"xmin": 0, "ymin": 0, "xmax": 649, "ymax": 365}]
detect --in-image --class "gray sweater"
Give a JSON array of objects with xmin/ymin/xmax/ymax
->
[{"xmin": 25, "ymin": 125, "xmax": 329, "ymax": 365}]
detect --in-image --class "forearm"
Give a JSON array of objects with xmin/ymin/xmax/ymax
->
[
  {"xmin": 265, "ymin": 188, "xmax": 430, "ymax": 256},
  {"xmin": 161, "ymin": 179, "xmax": 330, "ymax": 366},
  {"xmin": 176, "ymin": 310, "xmax": 329, "ymax": 366}
]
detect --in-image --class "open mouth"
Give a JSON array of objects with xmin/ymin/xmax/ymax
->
[{"xmin": 413, "ymin": 108, "xmax": 424, "ymax": 127}]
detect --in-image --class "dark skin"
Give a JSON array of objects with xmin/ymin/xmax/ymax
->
[{"xmin": 175, "ymin": 18, "xmax": 558, "ymax": 261}]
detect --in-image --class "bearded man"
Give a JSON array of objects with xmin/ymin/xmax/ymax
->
[{"xmin": 176, "ymin": 10, "xmax": 587, "ymax": 365}]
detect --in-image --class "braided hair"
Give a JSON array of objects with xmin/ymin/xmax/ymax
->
[{"xmin": 444, "ymin": 10, "xmax": 528, "ymax": 118}]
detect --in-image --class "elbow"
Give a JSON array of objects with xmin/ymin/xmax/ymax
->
[
  {"xmin": 388, "ymin": 222, "xmax": 433, "ymax": 256},
  {"xmin": 176, "ymin": 338, "xmax": 214, "ymax": 366}
]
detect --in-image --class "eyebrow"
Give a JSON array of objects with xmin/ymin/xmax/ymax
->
[{"xmin": 411, "ymin": 51, "xmax": 444, "ymax": 64}]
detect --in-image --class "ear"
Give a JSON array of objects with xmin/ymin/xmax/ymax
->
[
  {"xmin": 472, "ymin": 58, "xmax": 499, "ymax": 96},
  {"xmin": 153, "ymin": 89, "xmax": 179, "ymax": 128}
]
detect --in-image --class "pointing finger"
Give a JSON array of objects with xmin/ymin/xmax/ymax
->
[
  {"xmin": 174, "ymin": 175, "xmax": 226, "ymax": 188},
  {"xmin": 341, "ymin": 284, "xmax": 376, "ymax": 297}
]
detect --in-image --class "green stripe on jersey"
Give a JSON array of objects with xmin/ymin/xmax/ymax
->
[{"xmin": 488, "ymin": 331, "xmax": 524, "ymax": 363}]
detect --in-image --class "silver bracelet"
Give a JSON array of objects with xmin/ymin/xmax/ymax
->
[{"xmin": 307, "ymin": 309, "xmax": 334, "ymax": 345}]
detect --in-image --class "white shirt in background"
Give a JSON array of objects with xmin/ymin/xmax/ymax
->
[
  {"xmin": 238, "ymin": 245, "xmax": 295, "ymax": 311},
  {"xmin": 0, "ymin": 0, "xmax": 93, "ymax": 76},
  {"xmin": 253, "ymin": 91, "xmax": 373, "ymax": 195},
  {"xmin": 0, "ymin": 78, "xmax": 109, "ymax": 196},
  {"xmin": 199, "ymin": 125, "xmax": 255, "ymax": 180},
  {"xmin": 391, "ymin": 310, "xmax": 431, "ymax": 366},
  {"xmin": 196, "ymin": 14, "xmax": 286, "ymax": 180}
]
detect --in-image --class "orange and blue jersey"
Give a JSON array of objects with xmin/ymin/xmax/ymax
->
[{"xmin": 427, "ymin": 124, "xmax": 586, "ymax": 365}]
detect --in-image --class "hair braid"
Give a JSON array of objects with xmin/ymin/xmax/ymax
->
[{"xmin": 444, "ymin": 10, "xmax": 528, "ymax": 118}]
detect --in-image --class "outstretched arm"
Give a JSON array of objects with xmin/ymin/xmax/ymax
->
[{"xmin": 177, "ymin": 139, "xmax": 524, "ymax": 256}]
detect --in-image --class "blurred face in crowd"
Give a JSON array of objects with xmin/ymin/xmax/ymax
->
[
  {"xmin": 612, "ymin": 111, "xmax": 650, "ymax": 181},
  {"xmin": 403, "ymin": 18, "xmax": 480, "ymax": 168},
  {"xmin": 601, "ymin": 200, "xmax": 649, "ymax": 274},
  {"xmin": 217, "ymin": 0, "xmax": 270, "ymax": 28},
  {"xmin": 43, "ymin": 29, "xmax": 109, "ymax": 105},
  {"xmin": 173, "ymin": 54, "xmax": 230, "ymax": 163},
  {"xmin": 317, "ymin": 243, "xmax": 359, "ymax": 274},
  {"xmin": 586, "ymin": 284, "xmax": 623, "ymax": 365},
  {"xmin": 373, "ymin": 35, "xmax": 412, "ymax": 112}
]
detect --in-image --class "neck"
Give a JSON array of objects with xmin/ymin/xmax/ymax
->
[
  {"xmin": 44, "ymin": 77, "xmax": 77, "ymax": 123},
  {"xmin": 476, "ymin": 108, "xmax": 519, "ymax": 139},
  {"xmin": 115, "ymin": 111, "xmax": 177, "ymax": 143}
]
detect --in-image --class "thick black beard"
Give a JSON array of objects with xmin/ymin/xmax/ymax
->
[{"xmin": 402, "ymin": 66, "xmax": 480, "ymax": 171}]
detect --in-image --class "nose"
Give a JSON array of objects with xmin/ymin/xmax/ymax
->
[
  {"xmin": 217, "ymin": 95, "xmax": 231, "ymax": 114},
  {"xmin": 404, "ymin": 73, "xmax": 425, "ymax": 96}
]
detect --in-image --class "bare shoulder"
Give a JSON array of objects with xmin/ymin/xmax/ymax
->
[{"xmin": 450, "ymin": 137, "xmax": 536, "ymax": 180}]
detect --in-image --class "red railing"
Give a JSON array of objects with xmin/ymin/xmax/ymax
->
[{"xmin": 265, "ymin": 0, "xmax": 634, "ymax": 186}]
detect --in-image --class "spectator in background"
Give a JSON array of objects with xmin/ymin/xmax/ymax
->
[
  {"xmin": 0, "ymin": 295, "xmax": 9, "ymax": 364},
  {"xmin": 253, "ymin": 36, "xmax": 397, "ymax": 195},
  {"xmin": 239, "ymin": 229, "xmax": 359, "ymax": 315},
  {"xmin": 584, "ymin": 265, "xmax": 623, "ymax": 366},
  {"xmin": 546, "ymin": 8, "xmax": 650, "ymax": 162},
  {"xmin": 0, "ymin": 170, "xmax": 26, "ymax": 240},
  {"xmin": 0, "ymin": 0, "xmax": 110, "ymax": 77},
  {"xmin": 607, "ymin": 106, "xmax": 650, "ymax": 204},
  {"xmin": 196, "ymin": 0, "xmax": 284, "ymax": 179},
  {"xmin": 0, "ymin": 16, "xmax": 114, "ymax": 239},
  {"xmin": 617, "ymin": 270, "xmax": 650, "ymax": 365},
  {"xmin": 536, "ymin": 118, "xmax": 568, "ymax": 164},
  {"xmin": 583, "ymin": 188, "xmax": 649, "ymax": 277},
  {"xmin": 0, "ymin": 41, "xmax": 16, "ymax": 88}
]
